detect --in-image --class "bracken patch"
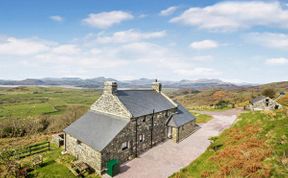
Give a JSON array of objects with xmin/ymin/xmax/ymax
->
[{"xmin": 208, "ymin": 124, "xmax": 272, "ymax": 177}]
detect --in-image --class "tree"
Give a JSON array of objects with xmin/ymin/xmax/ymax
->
[{"xmin": 262, "ymin": 88, "xmax": 276, "ymax": 98}]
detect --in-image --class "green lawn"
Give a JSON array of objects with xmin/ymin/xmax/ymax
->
[
  {"xmin": 28, "ymin": 146, "xmax": 100, "ymax": 178},
  {"xmin": 29, "ymin": 147, "xmax": 77, "ymax": 178},
  {"xmin": 0, "ymin": 87, "xmax": 100, "ymax": 119},
  {"xmin": 170, "ymin": 110, "xmax": 288, "ymax": 178}
]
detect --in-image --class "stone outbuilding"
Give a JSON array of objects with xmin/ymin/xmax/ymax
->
[
  {"xmin": 249, "ymin": 96, "xmax": 282, "ymax": 111},
  {"xmin": 63, "ymin": 80, "xmax": 197, "ymax": 174}
]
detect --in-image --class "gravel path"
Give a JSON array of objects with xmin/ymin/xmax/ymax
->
[{"xmin": 104, "ymin": 109, "xmax": 242, "ymax": 178}]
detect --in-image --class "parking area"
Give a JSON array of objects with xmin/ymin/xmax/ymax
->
[{"xmin": 104, "ymin": 109, "xmax": 241, "ymax": 178}]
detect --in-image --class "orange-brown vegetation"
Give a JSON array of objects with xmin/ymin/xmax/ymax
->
[
  {"xmin": 208, "ymin": 125, "xmax": 272, "ymax": 178},
  {"xmin": 170, "ymin": 111, "xmax": 288, "ymax": 178}
]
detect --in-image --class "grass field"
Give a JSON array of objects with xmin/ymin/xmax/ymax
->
[
  {"xmin": 0, "ymin": 86, "xmax": 100, "ymax": 119},
  {"xmin": 170, "ymin": 110, "xmax": 288, "ymax": 178},
  {"xmin": 191, "ymin": 111, "xmax": 213, "ymax": 124}
]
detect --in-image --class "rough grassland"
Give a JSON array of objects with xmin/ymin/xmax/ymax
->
[
  {"xmin": 170, "ymin": 110, "xmax": 288, "ymax": 178},
  {"xmin": 191, "ymin": 111, "xmax": 213, "ymax": 124}
]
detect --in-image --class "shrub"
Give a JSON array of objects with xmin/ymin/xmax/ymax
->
[
  {"xmin": 215, "ymin": 100, "xmax": 230, "ymax": 109},
  {"xmin": 262, "ymin": 88, "xmax": 276, "ymax": 98}
]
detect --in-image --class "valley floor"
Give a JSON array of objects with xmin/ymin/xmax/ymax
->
[{"xmin": 103, "ymin": 109, "xmax": 241, "ymax": 178}]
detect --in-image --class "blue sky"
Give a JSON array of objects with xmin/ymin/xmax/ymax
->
[{"xmin": 0, "ymin": 0, "xmax": 288, "ymax": 83}]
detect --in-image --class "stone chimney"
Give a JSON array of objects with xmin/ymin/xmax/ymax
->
[
  {"xmin": 152, "ymin": 79, "xmax": 162, "ymax": 92},
  {"xmin": 103, "ymin": 81, "xmax": 118, "ymax": 94}
]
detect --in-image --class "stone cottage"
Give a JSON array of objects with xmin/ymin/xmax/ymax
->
[
  {"xmin": 63, "ymin": 81, "xmax": 197, "ymax": 174},
  {"xmin": 249, "ymin": 96, "xmax": 282, "ymax": 111}
]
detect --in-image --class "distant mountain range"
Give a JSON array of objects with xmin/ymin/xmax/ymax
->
[{"xmin": 0, "ymin": 77, "xmax": 254, "ymax": 90}]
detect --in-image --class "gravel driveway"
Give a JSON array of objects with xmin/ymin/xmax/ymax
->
[{"xmin": 104, "ymin": 109, "xmax": 242, "ymax": 178}]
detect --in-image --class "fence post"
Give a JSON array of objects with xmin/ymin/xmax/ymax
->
[
  {"xmin": 29, "ymin": 146, "xmax": 31, "ymax": 156},
  {"xmin": 48, "ymin": 142, "xmax": 50, "ymax": 151}
]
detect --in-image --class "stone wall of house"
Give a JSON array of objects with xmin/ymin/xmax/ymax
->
[
  {"xmin": 90, "ymin": 94, "xmax": 131, "ymax": 118},
  {"xmin": 252, "ymin": 98, "xmax": 282, "ymax": 111},
  {"xmin": 177, "ymin": 121, "xmax": 196, "ymax": 142},
  {"xmin": 65, "ymin": 134, "xmax": 102, "ymax": 174},
  {"xmin": 171, "ymin": 127, "xmax": 179, "ymax": 142},
  {"xmin": 101, "ymin": 109, "xmax": 175, "ymax": 169}
]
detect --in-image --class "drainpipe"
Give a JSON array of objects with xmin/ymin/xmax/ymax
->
[
  {"xmin": 135, "ymin": 118, "xmax": 138, "ymax": 157},
  {"xmin": 150, "ymin": 109, "xmax": 155, "ymax": 148}
]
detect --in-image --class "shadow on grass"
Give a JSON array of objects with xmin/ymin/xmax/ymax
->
[
  {"xmin": 39, "ymin": 160, "xmax": 55, "ymax": 167},
  {"xmin": 26, "ymin": 160, "xmax": 56, "ymax": 178}
]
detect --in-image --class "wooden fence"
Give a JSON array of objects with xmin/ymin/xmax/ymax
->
[{"xmin": 14, "ymin": 141, "xmax": 50, "ymax": 159}]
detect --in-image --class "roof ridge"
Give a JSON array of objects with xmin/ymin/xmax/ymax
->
[
  {"xmin": 118, "ymin": 88, "xmax": 153, "ymax": 91},
  {"xmin": 89, "ymin": 110, "xmax": 130, "ymax": 120}
]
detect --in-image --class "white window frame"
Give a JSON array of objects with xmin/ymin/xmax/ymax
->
[
  {"xmin": 139, "ymin": 134, "xmax": 145, "ymax": 142},
  {"xmin": 121, "ymin": 141, "xmax": 129, "ymax": 150}
]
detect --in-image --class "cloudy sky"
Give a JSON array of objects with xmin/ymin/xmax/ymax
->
[{"xmin": 0, "ymin": 0, "xmax": 288, "ymax": 83}]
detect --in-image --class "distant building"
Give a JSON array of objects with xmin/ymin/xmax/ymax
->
[
  {"xmin": 249, "ymin": 96, "xmax": 282, "ymax": 111},
  {"xmin": 63, "ymin": 80, "xmax": 198, "ymax": 174}
]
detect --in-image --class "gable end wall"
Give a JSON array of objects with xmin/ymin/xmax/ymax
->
[{"xmin": 90, "ymin": 94, "xmax": 131, "ymax": 118}]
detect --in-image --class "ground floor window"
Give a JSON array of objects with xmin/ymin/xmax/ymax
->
[
  {"xmin": 139, "ymin": 134, "xmax": 145, "ymax": 142},
  {"xmin": 121, "ymin": 141, "xmax": 129, "ymax": 150}
]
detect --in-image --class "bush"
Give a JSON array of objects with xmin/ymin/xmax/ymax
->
[
  {"xmin": 215, "ymin": 100, "xmax": 230, "ymax": 109},
  {"xmin": 262, "ymin": 88, "xmax": 276, "ymax": 98}
]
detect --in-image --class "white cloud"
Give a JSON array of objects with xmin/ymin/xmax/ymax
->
[
  {"xmin": 82, "ymin": 11, "xmax": 133, "ymax": 29},
  {"xmin": 246, "ymin": 32, "xmax": 288, "ymax": 50},
  {"xmin": 265, "ymin": 58, "xmax": 288, "ymax": 65},
  {"xmin": 190, "ymin": 40, "xmax": 219, "ymax": 50},
  {"xmin": 160, "ymin": 6, "xmax": 178, "ymax": 16},
  {"xmin": 171, "ymin": 1, "xmax": 288, "ymax": 31},
  {"xmin": 0, "ymin": 37, "xmax": 49, "ymax": 55},
  {"xmin": 51, "ymin": 44, "xmax": 81, "ymax": 55},
  {"xmin": 0, "ymin": 35, "xmax": 220, "ymax": 80},
  {"xmin": 49, "ymin": 16, "xmax": 63, "ymax": 22},
  {"xmin": 190, "ymin": 55, "xmax": 213, "ymax": 61},
  {"xmin": 95, "ymin": 29, "xmax": 166, "ymax": 44}
]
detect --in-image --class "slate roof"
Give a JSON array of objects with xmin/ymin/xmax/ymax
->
[
  {"xmin": 251, "ymin": 96, "xmax": 267, "ymax": 104},
  {"xmin": 64, "ymin": 111, "xmax": 129, "ymax": 151},
  {"xmin": 167, "ymin": 103, "xmax": 196, "ymax": 127},
  {"xmin": 116, "ymin": 89, "xmax": 176, "ymax": 117}
]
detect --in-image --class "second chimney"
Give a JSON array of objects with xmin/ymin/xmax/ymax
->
[{"xmin": 152, "ymin": 79, "xmax": 162, "ymax": 92}]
